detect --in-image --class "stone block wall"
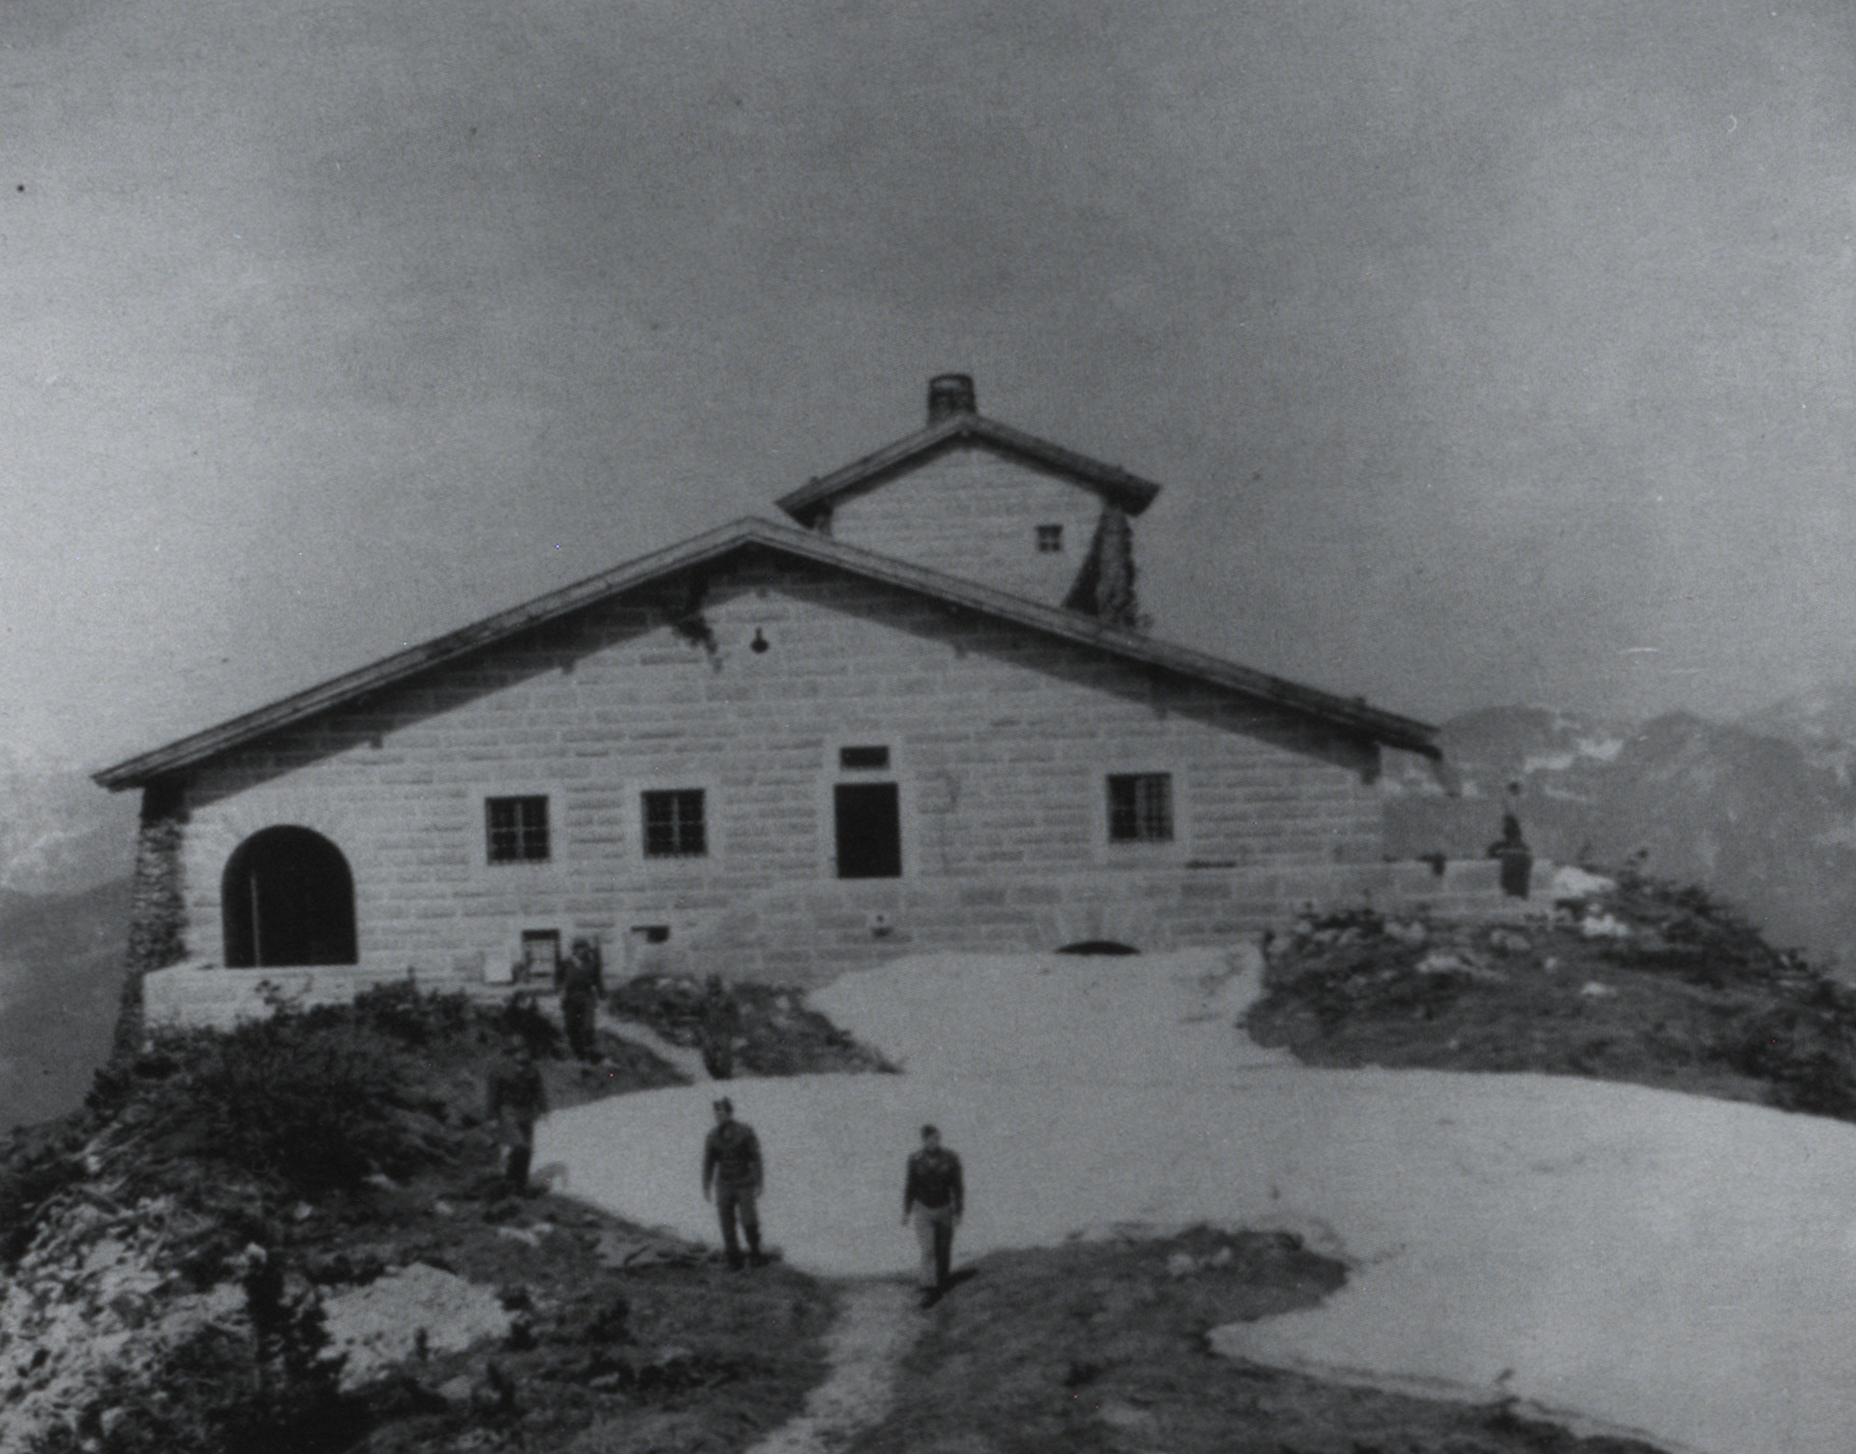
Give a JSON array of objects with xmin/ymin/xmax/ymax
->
[
  {"xmin": 825, "ymin": 446, "xmax": 1110, "ymax": 607},
  {"xmin": 142, "ymin": 547, "xmax": 1401, "ymax": 1000}
]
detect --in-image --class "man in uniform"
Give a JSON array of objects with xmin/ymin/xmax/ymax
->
[
  {"xmin": 1487, "ymin": 801, "xmax": 1535, "ymax": 900},
  {"xmin": 558, "ymin": 938, "xmax": 606, "ymax": 1062},
  {"xmin": 699, "ymin": 973, "xmax": 741, "ymax": 1080},
  {"xmin": 902, "ymin": 1124, "xmax": 964, "ymax": 1304},
  {"xmin": 486, "ymin": 1036, "xmax": 549, "ymax": 1197},
  {"xmin": 700, "ymin": 1097, "xmax": 765, "ymax": 1269}
]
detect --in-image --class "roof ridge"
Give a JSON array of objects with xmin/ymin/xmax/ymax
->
[{"xmin": 776, "ymin": 411, "xmax": 1162, "ymax": 524}]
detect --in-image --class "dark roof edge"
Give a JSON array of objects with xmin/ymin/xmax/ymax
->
[
  {"xmin": 94, "ymin": 517, "xmax": 1437, "ymax": 789},
  {"xmin": 775, "ymin": 414, "xmax": 1163, "ymax": 523}
]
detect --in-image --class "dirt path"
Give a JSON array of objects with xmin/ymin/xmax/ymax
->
[{"xmin": 744, "ymin": 1279, "xmax": 922, "ymax": 1454}]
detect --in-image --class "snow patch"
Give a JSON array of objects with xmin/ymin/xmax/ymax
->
[
  {"xmin": 1549, "ymin": 866, "xmax": 1615, "ymax": 901},
  {"xmin": 540, "ymin": 947, "xmax": 1856, "ymax": 1454}
]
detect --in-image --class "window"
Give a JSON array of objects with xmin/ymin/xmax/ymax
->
[
  {"xmin": 1036, "ymin": 523, "xmax": 1064, "ymax": 553},
  {"xmin": 839, "ymin": 745, "xmax": 890, "ymax": 771},
  {"xmin": 486, "ymin": 795, "xmax": 550, "ymax": 863},
  {"xmin": 1107, "ymin": 773, "xmax": 1173, "ymax": 844},
  {"xmin": 643, "ymin": 789, "xmax": 707, "ymax": 858}
]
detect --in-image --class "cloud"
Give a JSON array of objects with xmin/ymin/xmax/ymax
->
[{"xmin": 4, "ymin": 0, "xmax": 1856, "ymax": 757}]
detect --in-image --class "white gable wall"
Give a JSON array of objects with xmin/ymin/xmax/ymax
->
[{"xmin": 825, "ymin": 445, "xmax": 1111, "ymax": 608}]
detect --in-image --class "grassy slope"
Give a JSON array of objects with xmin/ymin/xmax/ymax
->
[
  {"xmin": 1244, "ymin": 874, "xmax": 1856, "ymax": 1121},
  {"xmin": 0, "ymin": 877, "xmax": 132, "ymax": 1130},
  {"xmin": 856, "ymin": 1228, "xmax": 1662, "ymax": 1454},
  {"xmin": 1, "ymin": 986, "xmax": 856, "ymax": 1454}
]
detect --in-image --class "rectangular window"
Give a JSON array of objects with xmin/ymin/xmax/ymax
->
[
  {"xmin": 486, "ymin": 795, "xmax": 550, "ymax": 862},
  {"xmin": 643, "ymin": 789, "xmax": 707, "ymax": 858},
  {"xmin": 835, "ymin": 781, "xmax": 902, "ymax": 879},
  {"xmin": 1107, "ymin": 773, "xmax": 1173, "ymax": 844},
  {"xmin": 839, "ymin": 745, "xmax": 891, "ymax": 771},
  {"xmin": 1036, "ymin": 523, "xmax": 1064, "ymax": 553}
]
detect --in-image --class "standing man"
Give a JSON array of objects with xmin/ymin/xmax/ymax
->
[
  {"xmin": 558, "ymin": 938, "xmax": 606, "ymax": 1063},
  {"xmin": 699, "ymin": 973, "xmax": 741, "ymax": 1080},
  {"xmin": 701, "ymin": 1097, "xmax": 765, "ymax": 1270},
  {"xmin": 1487, "ymin": 799, "xmax": 1535, "ymax": 900},
  {"xmin": 902, "ymin": 1124, "xmax": 964, "ymax": 1304},
  {"xmin": 486, "ymin": 1036, "xmax": 548, "ymax": 1198}
]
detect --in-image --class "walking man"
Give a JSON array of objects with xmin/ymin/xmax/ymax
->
[
  {"xmin": 902, "ymin": 1124, "xmax": 964, "ymax": 1304},
  {"xmin": 486, "ymin": 1036, "xmax": 548, "ymax": 1197},
  {"xmin": 701, "ymin": 1097, "xmax": 765, "ymax": 1270},
  {"xmin": 557, "ymin": 938, "xmax": 605, "ymax": 1062}
]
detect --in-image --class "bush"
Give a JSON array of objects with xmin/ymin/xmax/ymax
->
[
  {"xmin": 0, "ymin": 1117, "xmax": 90, "ymax": 1267},
  {"xmin": 490, "ymin": 992, "xmax": 564, "ymax": 1058},
  {"xmin": 1714, "ymin": 1011, "xmax": 1856, "ymax": 1120},
  {"xmin": 136, "ymin": 1009, "xmax": 435, "ymax": 1197},
  {"xmin": 343, "ymin": 981, "xmax": 476, "ymax": 1048}
]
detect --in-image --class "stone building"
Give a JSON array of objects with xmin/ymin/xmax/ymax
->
[{"xmin": 98, "ymin": 376, "xmax": 1463, "ymax": 1022}]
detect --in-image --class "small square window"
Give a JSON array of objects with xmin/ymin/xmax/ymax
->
[
  {"xmin": 643, "ymin": 789, "xmax": 707, "ymax": 858},
  {"xmin": 486, "ymin": 795, "xmax": 550, "ymax": 862},
  {"xmin": 839, "ymin": 745, "xmax": 890, "ymax": 771},
  {"xmin": 1035, "ymin": 524, "xmax": 1064, "ymax": 554},
  {"xmin": 1107, "ymin": 773, "xmax": 1173, "ymax": 843}
]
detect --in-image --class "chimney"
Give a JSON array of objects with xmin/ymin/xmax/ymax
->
[{"xmin": 926, "ymin": 373, "xmax": 977, "ymax": 425}]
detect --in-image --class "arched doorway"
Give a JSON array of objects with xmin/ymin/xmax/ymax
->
[{"xmin": 222, "ymin": 826, "xmax": 358, "ymax": 968}]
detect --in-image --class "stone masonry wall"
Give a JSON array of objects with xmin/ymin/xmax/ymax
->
[
  {"xmin": 167, "ymin": 549, "xmax": 1389, "ymax": 992},
  {"xmin": 826, "ymin": 446, "xmax": 1110, "ymax": 607},
  {"xmin": 110, "ymin": 783, "xmax": 189, "ymax": 1061}
]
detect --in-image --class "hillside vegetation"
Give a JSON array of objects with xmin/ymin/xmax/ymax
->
[
  {"xmin": 0, "ymin": 983, "xmax": 851, "ymax": 1454},
  {"xmin": 1247, "ymin": 867, "xmax": 1856, "ymax": 1121}
]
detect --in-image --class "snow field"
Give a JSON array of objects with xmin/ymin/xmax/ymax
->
[{"xmin": 536, "ymin": 948, "xmax": 1856, "ymax": 1454}]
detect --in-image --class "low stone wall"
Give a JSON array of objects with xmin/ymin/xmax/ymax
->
[
  {"xmin": 139, "ymin": 962, "xmax": 523, "ymax": 1035},
  {"xmin": 139, "ymin": 858, "xmax": 1535, "ymax": 1033}
]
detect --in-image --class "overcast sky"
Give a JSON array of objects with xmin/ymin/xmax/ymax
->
[{"xmin": 4, "ymin": 0, "xmax": 1855, "ymax": 768}]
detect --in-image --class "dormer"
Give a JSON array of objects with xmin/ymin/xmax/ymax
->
[{"xmin": 775, "ymin": 376, "xmax": 1161, "ymax": 627}]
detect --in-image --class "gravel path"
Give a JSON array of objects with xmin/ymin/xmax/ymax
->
[{"xmin": 744, "ymin": 1279, "xmax": 922, "ymax": 1454}]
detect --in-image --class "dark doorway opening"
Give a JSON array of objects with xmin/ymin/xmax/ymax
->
[
  {"xmin": 222, "ymin": 826, "xmax": 358, "ymax": 968},
  {"xmin": 834, "ymin": 782, "xmax": 901, "ymax": 879}
]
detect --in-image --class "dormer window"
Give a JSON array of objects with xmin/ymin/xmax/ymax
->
[{"xmin": 1036, "ymin": 524, "xmax": 1064, "ymax": 554}]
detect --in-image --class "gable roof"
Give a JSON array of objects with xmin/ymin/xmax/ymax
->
[
  {"xmin": 775, "ymin": 410, "xmax": 1163, "ymax": 527},
  {"xmin": 93, "ymin": 516, "xmax": 1438, "ymax": 789}
]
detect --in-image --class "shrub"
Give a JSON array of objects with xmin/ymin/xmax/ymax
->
[
  {"xmin": 343, "ymin": 980, "xmax": 475, "ymax": 1048},
  {"xmin": 1713, "ymin": 1011, "xmax": 1856, "ymax": 1120},
  {"xmin": 490, "ymin": 992, "xmax": 565, "ymax": 1058},
  {"xmin": 0, "ymin": 1117, "xmax": 89, "ymax": 1267},
  {"xmin": 136, "ymin": 1010, "xmax": 433, "ymax": 1197}
]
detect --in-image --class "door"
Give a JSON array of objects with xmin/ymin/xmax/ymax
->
[{"xmin": 834, "ymin": 782, "xmax": 902, "ymax": 879}]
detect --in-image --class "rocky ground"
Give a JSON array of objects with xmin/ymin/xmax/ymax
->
[
  {"xmin": 1246, "ymin": 866, "xmax": 1856, "ymax": 1121},
  {"xmin": 0, "ymin": 982, "xmax": 846, "ymax": 1454},
  {"xmin": 22, "ymin": 911, "xmax": 1832, "ymax": 1454}
]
